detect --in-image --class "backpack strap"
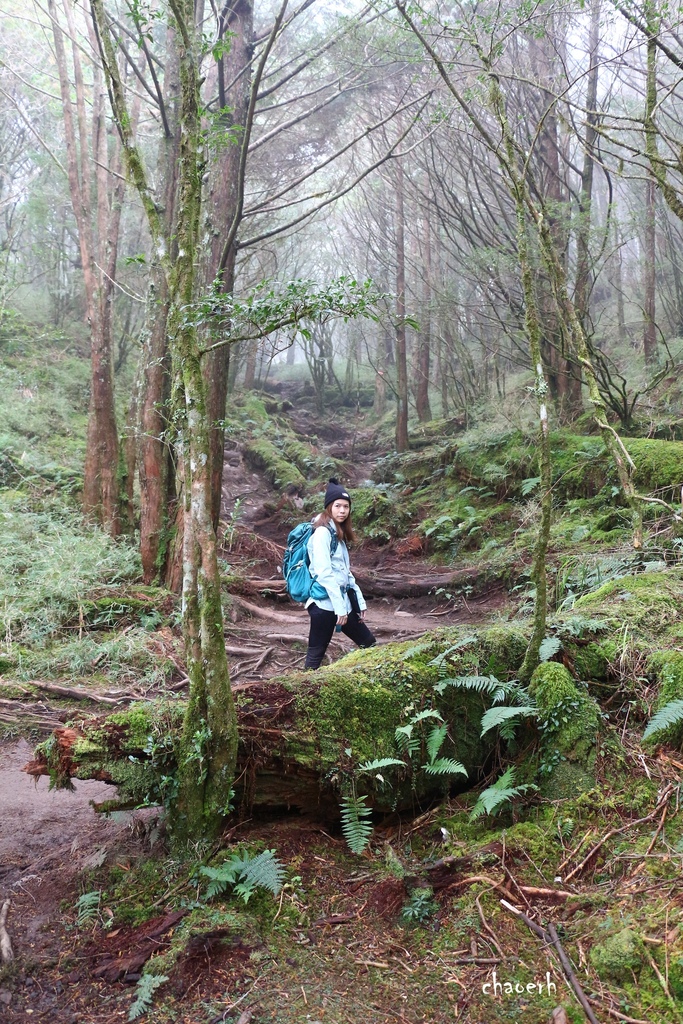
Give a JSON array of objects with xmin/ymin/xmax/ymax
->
[{"xmin": 327, "ymin": 523, "xmax": 339, "ymax": 556}]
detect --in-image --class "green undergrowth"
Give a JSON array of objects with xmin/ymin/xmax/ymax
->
[
  {"xmin": 67, "ymin": 750, "xmax": 683, "ymax": 1024},
  {"xmin": 0, "ymin": 492, "xmax": 180, "ymax": 693},
  {"xmin": 0, "ymin": 492, "xmax": 142, "ymax": 642},
  {"xmin": 0, "ymin": 322, "xmax": 89, "ymax": 493},
  {"xmin": 361, "ymin": 427, "xmax": 683, "ymax": 571}
]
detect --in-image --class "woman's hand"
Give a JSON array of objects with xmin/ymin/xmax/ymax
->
[{"xmin": 337, "ymin": 614, "xmax": 348, "ymax": 626}]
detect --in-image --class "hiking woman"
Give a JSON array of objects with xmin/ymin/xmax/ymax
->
[{"xmin": 304, "ymin": 479, "xmax": 376, "ymax": 669}]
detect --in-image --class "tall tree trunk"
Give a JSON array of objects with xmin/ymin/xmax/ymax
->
[
  {"xmin": 138, "ymin": 29, "xmax": 180, "ymax": 583},
  {"xmin": 572, "ymin": 0, "xmax": 601, "ymax": 405},
  {"xmin": 243, "ymin": 341, "xmax": 259, "ymax": 390},
  {"xmin": 531, "ymin": 21, "xmax": 580, "ymax": 419},
  {"xmin": 644, "ymin": 35, "xmax": 658, "ymax": 364},
  {"xmin": 201, "ymin": 0, "xmax": 254, "ymax": 531},
  {"xmin": 415, "ymin": 213, "xmax": 432, "ymax": 422},
  {"xmin": 91, "ymin": 0, "xmax": 237, "ymax": 842},
  {"xmin": 395, "ymin": 160, "xmax": 409, "ymax": 451},
  {"xmin": 51, "ymin": 0, "xmax": 120, "ymax": 533},
  {"xmin": 374, "ymin": 328, "xmax": 388, "ymax": 417}
]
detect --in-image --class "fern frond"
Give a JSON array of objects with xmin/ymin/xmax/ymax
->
[
  {"xmin": 401, "ymin": 642, "xmax": 432, "ymax": 659},
  {"xmin": 200, "ymin": 862, "xmax": 239, "ymax": 899},
  {"xmin": 231, "ymin": 849, "xmax": 285, "ymax": 897},
  {"xmin": 429, "ymin": 636, "xmax": 477, "ymax": 667},
  {"xmin": 538, "ymin": 636, "xmax": 562, "ymax": 662},
  {"xmin": 435, "ymin": 674, "xmax": 502, "ymax": 695},
  {"xmin": 643, "ymin": 700, "xmax": 683, "ymax": 741},
  {"xmin": 426, "ymin": 722, "xmax": 448, "ymax": 763},
  {"xmin": 357, "ymin": 757, "xmax": 405, "ymax": 773},
  {"xmin": 340, "ymin": 793, "xmax": 373, "ymax": 854},
  {"xmin": 200, "ymin": 849, "xmax": 285, "ymax": 901},
  {"xmin": 469, "ymin": 767, "xmax": 536, "ymax": 820},
  {"xmin": 421, "ymin": 758, "xmax": 467, "ymax": 777},
  {"xmin": 409, "ymin": 708, "xmax": 444, "ymax": 725},
  {"xmin": 480, "ymin": 705, "xmax": 538, "ymax": 737},
  {"xmin": 128, "ymin": 974, "xmax": 168, "ymax": 1021},
  {"xmin": 75, "ymin": 890, "xmax": 101, "ymax": 926}
]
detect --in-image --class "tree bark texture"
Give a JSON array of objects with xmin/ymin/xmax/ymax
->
[
  {"xmin": 201, "ymin": 0, "xmax": 254, "ymax": 531},
  {"xmin": 644, "ymin": 35, "xmax": 658, "ymax": 364},
  {"xmin": 50, "ymin": 0, "xmax": 120, "ymax": 534},
  {"xmin": 415, "ymin": 212, "xmax": 432, "ymax": 422},
  {"xmin": 138, "ymin": 26, "xmax": 181, "ymax": 584},
  {"xmin": 395, "ymin": 159, "xmax": 409, "ymax": 451}
]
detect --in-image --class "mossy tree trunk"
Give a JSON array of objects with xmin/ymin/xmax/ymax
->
[
  {"xmin": 201, "ymin": 0, "xmax": 254, "ymax": 532},
  {"xmin": 643, "ymin": 29, "xmax": 658, "ymax": 365},
  {"xmin": 91, "ymin": 0, "xmax": 237, "ymax": 842},
  {"xmin": 166, "ymin": 5, "xmax": 237, "ymax": 838},
  {"xmin": 138, "ymin": 25, "xmax": 181, "ymax": 584},
  {"xmin": 395, "ymin": 158, "xmax": 409, "ymax": 451},
  {"xmin": 482, "ymin": 71, "xmax": 553, "ymax": 682}
]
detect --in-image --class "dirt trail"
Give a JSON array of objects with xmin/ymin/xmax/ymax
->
[
  {"xmin": 217, "ymin": 402, "xmax": 509, "ymax": 687},
  {"xmin": 0, "ymin": 741, "xmax": 146, "ymax": 1021}
]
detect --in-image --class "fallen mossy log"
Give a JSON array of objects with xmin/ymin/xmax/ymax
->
[
  {"xmin": 28, "ymin": 561, "xmax": 683, "ymax": 819},
  {"xmin": 23, "ymin": 625, "xmax": 532, "ymax": 816}
]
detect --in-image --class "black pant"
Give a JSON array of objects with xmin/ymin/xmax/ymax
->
[{"xmin": 304, "ymin": 604, "xmax": 376, "ymax": 669}]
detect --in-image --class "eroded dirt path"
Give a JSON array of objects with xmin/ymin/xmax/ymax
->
[
  {"xmin": 0, "ymin": 740, "xmax": 144, "ymax": 1021},
  {"xmin": 217, "ymin": 406, "xmax": 510, "ymax": 687}
]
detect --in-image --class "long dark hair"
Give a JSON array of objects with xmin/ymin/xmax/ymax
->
[{"xmin": 314, "ymin": 503, "xmax": 356, "ymax": 544}]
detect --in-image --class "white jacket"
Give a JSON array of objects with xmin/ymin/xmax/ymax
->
[{"xmin": 305, "ymin": 525, "xmax": 366, "ymax": 617}]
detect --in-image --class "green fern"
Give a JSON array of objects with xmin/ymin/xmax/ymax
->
[
  {"xmin": 357, "ymin": 757, "xmax": 405, "ymax": 773},
  {"xmin": 538, "ymin": 636, "xmax": 562, "ymax": 662},
  {"xmin": 642, "ymin": 700, "xmax": 683, "ymax": 741},
  {"xmin": 401, "ymin": 642, "xmax": 433, "ymax": 659},
  {"xmin": 429, "ymin": 635, "xmax": 477, "ymax": 667},
  {"xmin": 434, "ymin": 674, "xmax": 504, "ymax": 695},
  {"xmin": 395, "ymin": 709, "xmax": 442, "ymax": 754},
  {"xmin": 200, "ymin": 848, "xmax": 285, "ymax": 903},
  {"xmin": 128, "ymin": 974, "xmax": 169, "ymax": 1021},
  {"xmin": 340, "ymin": 793, "xmax": 374, "ymax": 854},
  {"xmin": 480, "ymin": 705, "xmax": 538, "ymax": 737},
  {"xmin": 394, "ymin": 723, "xmax": 421, "ymax": 755},
  {"xmin": 422, "ymin": 757, "xmax": 467, "ymax": 776},
  {"xmin": 558, "ymin": 616, "xmax": 608, "ymax": 638},
  {"xmin": 469, "ymin": 767, "xmax": 536, "ymax": 820},
  {"xmin": 75, "ymin": 890, "xmax": 101, "ymax": 927},
  {"xmin": 426, "ymin": 721, "xmax": 448, "ymax": 763}
]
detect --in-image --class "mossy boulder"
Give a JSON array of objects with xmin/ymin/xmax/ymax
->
[
  {"xmin": 571, "ymin": 638, "xmax": 619, "ymax": 683},
  {"xmin": 590, "ymin": 928, "xmax": 646, "ymax": 982},
  {"xmin": 529, "ymin": 662, "xmax": 600, "ymax": 798},
  {"xmin": 242, "ymin": 438, "xmax": 306, "ymax": 491},
  {"xmin": 574, "ymin": 568, "xmax": 683, "ymax": 646}
]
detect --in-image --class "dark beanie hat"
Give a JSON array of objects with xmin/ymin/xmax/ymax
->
[{"xmin": 324, "ymin": 478, "xmax": 351, "ymax": 508}]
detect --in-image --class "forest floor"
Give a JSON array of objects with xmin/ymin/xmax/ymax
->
[{"xmin": 2, "ymin": 381, "xmax": 683, "ymax": 1024}]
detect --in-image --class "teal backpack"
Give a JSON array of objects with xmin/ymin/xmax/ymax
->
[{"xmin": 283, "ymin": 522, "xmax": 338, "ymax": 603}]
